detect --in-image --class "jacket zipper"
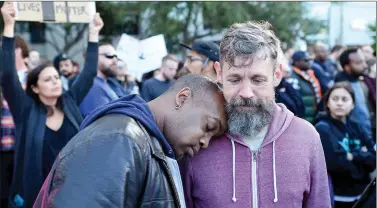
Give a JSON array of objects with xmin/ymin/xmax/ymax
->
[
  {"xmin": 162, "ymin": 161, "xmax": 181, "ymax": 208},
  {"xmin": 252, "ymin": 150, "xmax": 258, "ymax": 208}
]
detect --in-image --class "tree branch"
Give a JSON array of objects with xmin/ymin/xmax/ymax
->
[
  {"xmin": 182, "ymin": 2, "xmax": 194, "ymax": 43},
  {"xmin": 45, "ymin": 37, "xmax": 61, "ymax": 54},
  {"xmin": 63, "ymin": 24, "xmax": 88, "ymax": 53},
  {"xmin": 45, "ymin": 24, "xmax": 65, "ymax": 40},
  {"xmin": 45, "ymin": 27, "xmax": 63, "ymax": 53},
  {"xmin": 192, "ymin": 3, "xmax": 200, "ymax": 38},
  {"xmin": 70, "ymin": 44, "xmax": 85, "ymax": 57},
  {"xmin": 64, "ymin": 24, "xmax": 71, "ymax": 48}
]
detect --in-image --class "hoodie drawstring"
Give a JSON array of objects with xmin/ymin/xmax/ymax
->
[
  {"xmin": 230, "ymin": 139, "xmax": 237, "ymax": 202},
  {"xmin": 273, "ymin": 141, "xmax": 278, "ymax": 203},
  {"xmin": 230, "ymin": 138, "xmax": 278, "ymax": 204}
]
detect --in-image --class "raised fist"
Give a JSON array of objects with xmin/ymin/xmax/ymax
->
[
  {"xmin": 89, "ymin": 13, "xmax": 104, "ymax": 35},
  {"xmin": 1, "ymin": 2, "xmax": 16, "ymax": 26}
]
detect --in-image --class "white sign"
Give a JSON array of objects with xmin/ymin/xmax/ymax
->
[
  {"xmin": 13, "ymin": 2, "xmax": 96, "ymax": 23},
  {"xmin": 116, "ymin": 34, "xmax": 168, "ymax": 81},
  {"xmin": 350, "ymin": 19, "xmax": 367, "ymax": 31}
]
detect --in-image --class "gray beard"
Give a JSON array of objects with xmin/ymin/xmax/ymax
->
[{"xmin": 226, "ymin": 98, "xmax": 275, "ymax": 137}]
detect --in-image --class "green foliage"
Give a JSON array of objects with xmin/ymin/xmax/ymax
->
[
  {"xmin": 0, "ymin": 1, "xmax": 326, "ymax": 55},
  {"xmin": 96, "ymin": 2, "xmax": 143, "ymax": 42},
  {"xmin": 139, "ymin": 2, "xmax": 325, "ymax": 52}
]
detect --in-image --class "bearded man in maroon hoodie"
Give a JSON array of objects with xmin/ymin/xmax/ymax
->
[{"xmin": 179, "ymin": 21, "xmax": 331, "ymax": 208}]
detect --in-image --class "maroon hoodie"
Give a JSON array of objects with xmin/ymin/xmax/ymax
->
[{"xmin": 179, "ymin": 104, "xmax": 331, "ymax": 208}]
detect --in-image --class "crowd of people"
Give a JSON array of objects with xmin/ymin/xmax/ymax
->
[{"xmin": 0, "ymin": 1, "xmax": 375, "ymax": 208}]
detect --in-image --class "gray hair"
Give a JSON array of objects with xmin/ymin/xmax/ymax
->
[{"xmin": 220, "ymin": 21, "xmax": 282, "ymax": 69}]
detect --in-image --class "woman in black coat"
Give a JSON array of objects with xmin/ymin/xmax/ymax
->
[
  {"xmin": 315, "ymin": 82, "xmax": 376, "ymax": 208},
  {"xmin": 1, "ymin": 2, "xmax": 104, "ymax": 207}
]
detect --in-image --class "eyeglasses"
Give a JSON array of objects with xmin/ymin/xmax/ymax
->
[
  {"xmin": 186, "ymin": 55, "xmax": 209, "ymax": 71},
  {"xmin": 301, "ymin": 58, "xmax": 312, "ymax": 63},
  {"xmin": 187, "ymin": 55, "xmax": 205, "ymax": 63},
  {"xmin": 100, "ymin": 53, "xmax": 118, "ymax": 60}
]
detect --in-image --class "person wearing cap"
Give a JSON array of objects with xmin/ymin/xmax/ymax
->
[
  {"xmin": 181, "ymin": 40, "xmax": 219, "ymax": 82},
  {"xmin": 286, "ymin": 50, "xmax": 323, "ymax": 124},
  {"xmin": 54, "ymin": 53, "xmax": 78, "ymax": 91}
]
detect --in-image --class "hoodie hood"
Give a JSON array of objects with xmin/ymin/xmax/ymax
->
[
  {"xmin": 80, "ymin": 94, "xmax": 176, "ymax": 158},
  {"xmin": 227, "ymin": 103, "xmax": 294, "ymax": 204},
  {"xmin": 315, "ymin": 112, "xmax": 332, "ymax": 123},
  {"xmin": 263, "ymin": 103, "xmax": 294, "ymax": 146},
  {"xmin": 315, "ymin": 112, "xmax": 356, "ymax": 135}
]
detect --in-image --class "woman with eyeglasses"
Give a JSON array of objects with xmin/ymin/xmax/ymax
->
[
  {"xmin": 314, "ymin": 82, "xmax": 376, "ymax": 208},
  {"xmin": 0, "ymin": 2, "xmax": 103, "ymax": 207}
]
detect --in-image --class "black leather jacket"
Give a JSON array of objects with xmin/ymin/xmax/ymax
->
[{"xmin": 33, "ymin": 114, "xmax": 181, "ymax": 208}]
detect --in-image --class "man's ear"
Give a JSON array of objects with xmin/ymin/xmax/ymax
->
[
  {"xmin": 273, "ymin": 63, "xmax": 283, "ymax": 87},
  {"xmin": 344, "ymin": 65, "xmax": 350, "ymax": 73},
  {"xmin": 175, "ymin": 87, "xmax": 192, "ymax": 109},
  {"xmin": 214, "ymin": 61, "xmax": 223, "ymax": 84}
]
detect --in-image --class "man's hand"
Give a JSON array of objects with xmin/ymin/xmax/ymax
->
[
  {"xmin": 88, "ymin": 13, "xmax": 104, "ymax": 42},
  {"xmin": 1, "ymin": 1, "xmax": 16, "ymax": 37}
]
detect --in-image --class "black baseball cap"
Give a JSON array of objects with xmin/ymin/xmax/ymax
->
[
  {"xmin": 180, "ymin": 40, "xmax": 219, "ymax": 62},
  {"xmin": 53, "ymin": 53, "xmax": 70, "ymax": 70},
  {"xmin": 292, "ymin": 51, "xmax": 312, "ymax": 63}
]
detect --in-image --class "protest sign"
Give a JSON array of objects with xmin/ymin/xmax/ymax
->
[
  {"xmin": 13, "ymin": 2, "xmax": 96, "ymax": 23},
  {"xmin": 116, "ymin": 34, "xmax": 168, "ymax": 81}
]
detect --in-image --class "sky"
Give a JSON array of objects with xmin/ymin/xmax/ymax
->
[
  {"xmin": 305, "ymin": 2, "xmax": 331, "ymax": 20},
  {"xmin": 305, "ymin": 2, "xmax": 376, "ymax": 20}
]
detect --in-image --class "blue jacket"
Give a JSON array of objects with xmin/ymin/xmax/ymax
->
[
  {"xmin": 275, "ymin": 78, "xmax": 305, "ymax": 118},
  {"xmin": 0, "ymin": 37, "xmax": 99, "ymax": 208},
  {"xmin": 314, "ymin": 59, "xmax": 337, "ymax": 80},
  {"xmin": 141, "ymin": 78, "xmax": 172, "ymax": 102},
  {"xmin": 315, "ymin": 113, "xmax": 375, "ymax": 197},
  {"xmin": 79, "ymin": 77, "xmax": 119, "ymax": 118},
  {"xmin": 107, "ymin": 77, "xmax": 129, "ymax": 98},
  {"xmin": 312, "ymin": 62, "xmax": 334, "ymax": 94}
]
